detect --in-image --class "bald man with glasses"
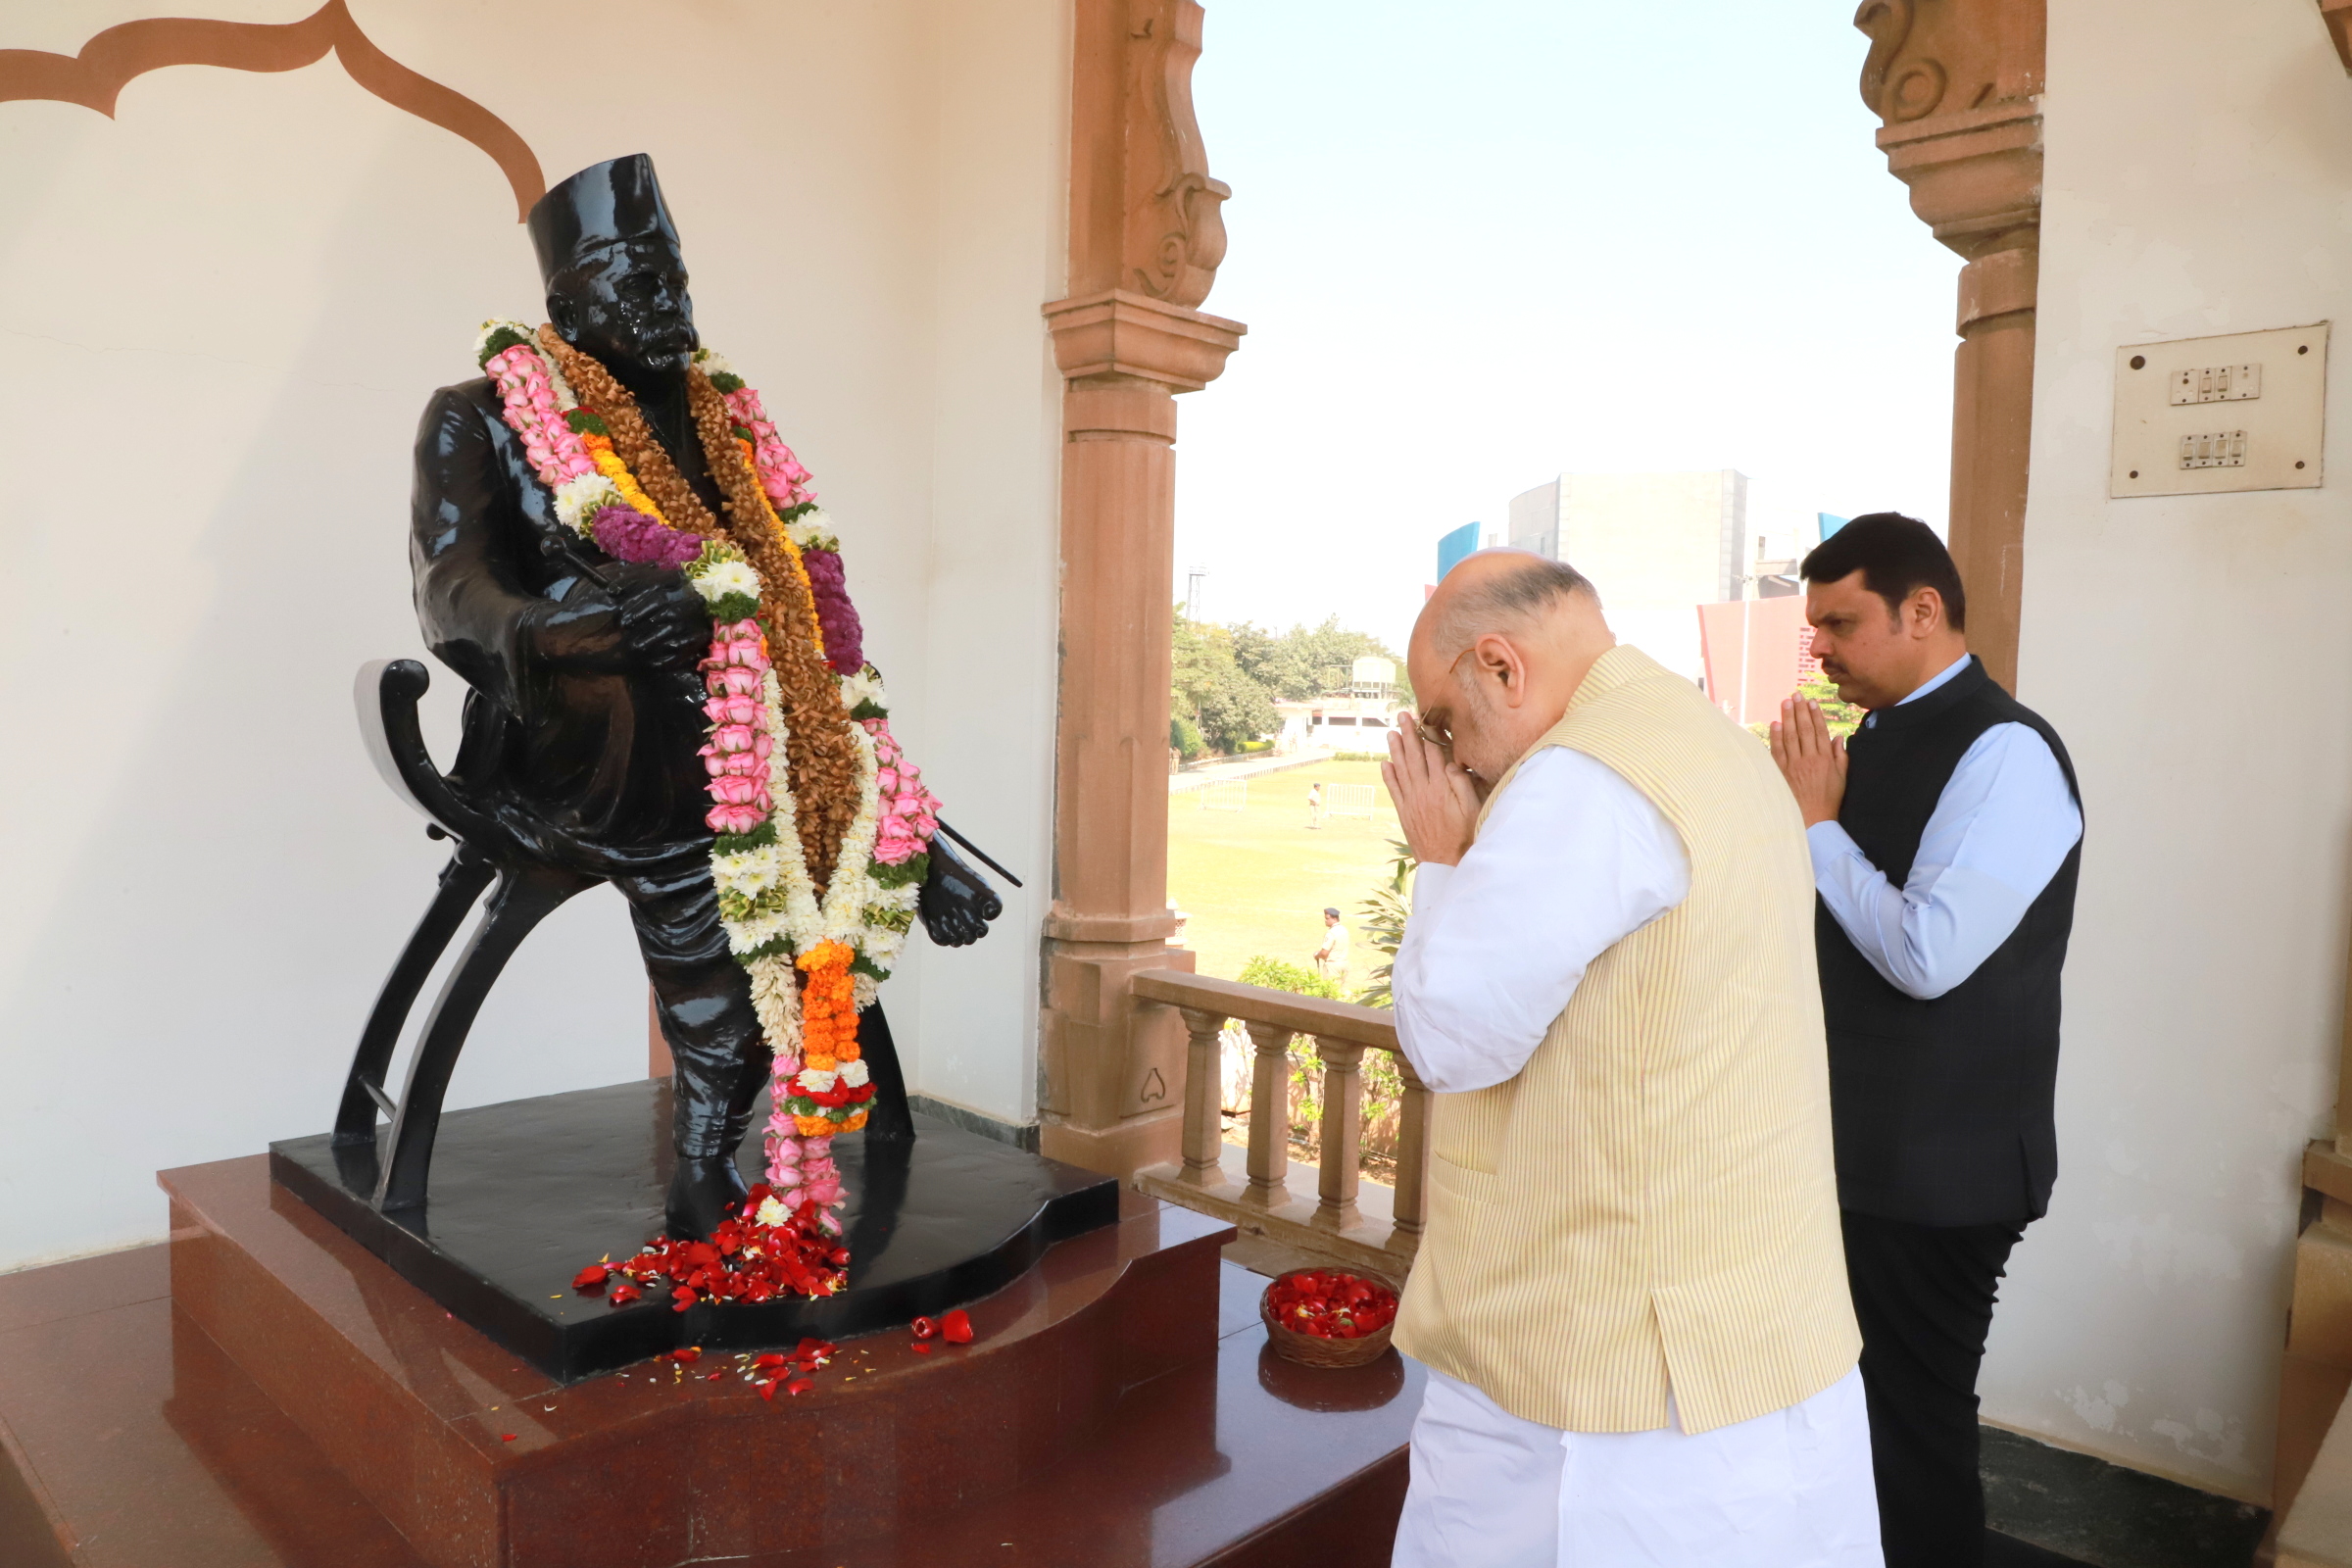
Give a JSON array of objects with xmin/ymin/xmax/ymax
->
[{"xmin": 1381, "ymin": 550, "xmax": 1880, "ymax": 1567}]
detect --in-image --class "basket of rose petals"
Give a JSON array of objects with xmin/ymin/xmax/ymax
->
[{"xmin": 1260, "ymin": 1268, "xmax": 1401, "ymax": 1368}]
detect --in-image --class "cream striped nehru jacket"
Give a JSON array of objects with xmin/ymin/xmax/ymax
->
[{"xmin": 1392, "ymin": 644, "xmax": 1859, "ymax": 1436}]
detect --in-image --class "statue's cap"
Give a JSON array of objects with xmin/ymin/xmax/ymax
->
[{"xmin": 527, "ymin": 155, "xmax": 680, "ymax": 284}]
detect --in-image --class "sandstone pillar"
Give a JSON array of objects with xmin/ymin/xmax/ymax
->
[
  {"xmin": 1039, "ymin": 0, "xmax": 1244, "ymax": 1174},
  {"xmin": 1856, "ymin": 0, "xmax": 2044, "ymax": 692}
]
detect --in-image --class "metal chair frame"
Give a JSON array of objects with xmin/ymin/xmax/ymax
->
[{"xmin": 336, "ymin": 660, "xmax": 594, "ymax": 1212}]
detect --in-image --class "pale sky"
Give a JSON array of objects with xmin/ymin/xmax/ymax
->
[{"xmin": 1175, "ymin": 1, "xmax": 1960, "ymax": 652}]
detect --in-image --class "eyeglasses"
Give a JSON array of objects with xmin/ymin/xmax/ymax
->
[
  {"xmin": 1412, "ymin": 648, "xmax": 1475, "ymax": 757},
  {"xmin": 1413, "ymin": 709, "xmax": 1455, "ymax": 757}
]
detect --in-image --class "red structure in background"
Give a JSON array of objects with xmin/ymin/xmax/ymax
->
[{"xmin": 1696, "ymin": 596, "xmax": 1820, "ymax": 727}]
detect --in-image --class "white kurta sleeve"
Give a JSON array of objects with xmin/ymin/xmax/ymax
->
[{"xmin": 1392, "ymin": 747, "xmax": 1691, "ymax": 1094}]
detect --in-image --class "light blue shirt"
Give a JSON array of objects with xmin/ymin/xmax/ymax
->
[{"xmin": 1807, "ymin": 655, "xmax": 2082, "ymax": 1002}]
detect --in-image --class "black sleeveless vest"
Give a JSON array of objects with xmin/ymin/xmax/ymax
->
[{"xmin": 1821, "ymin": 656, "xmax": 2082, "ymax": 1227}]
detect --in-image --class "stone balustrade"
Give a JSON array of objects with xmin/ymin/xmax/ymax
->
[{"xmin": 1129, "ymin": 968, "xmax": 1428, "ymax": 1279}]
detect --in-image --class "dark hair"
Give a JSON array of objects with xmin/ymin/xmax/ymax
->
[{"xmin": 1799, "ymin": 513, "xmax": 1966, "ymax": 631}]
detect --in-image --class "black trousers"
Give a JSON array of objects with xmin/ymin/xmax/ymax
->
[
  {"xmin": 612, "ymin": 858, "xmax": 769, "ymax": 1160},
  {"xmin": 1840, "ymin": 1208, "xmax": 2027, "ymax": 1568}
]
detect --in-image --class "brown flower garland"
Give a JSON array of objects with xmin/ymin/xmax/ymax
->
[{"xmin": 538, "ymin": 326, "xmax": 860, "ymax": 890}]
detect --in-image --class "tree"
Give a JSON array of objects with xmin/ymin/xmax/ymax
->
[
  {"xmin": 1195, "ymin": 665, "xmax": 1279, "ymax": 754},
  {"xmin": 1172, "ymin": 610, "xmax": 1409, "ymax": 757},
  {"xmin": 1239, "ymin": 955, "xmax": 1344, "ymax": 1001},
  {"xmin": 1352, "ymin": 839, "xmax": 1412, "ymax": 1009},
  {"xmin": 1230, "ymin": 615, "xmax": 1413, "ymax": 705},
  {"xmin": 1797, "ymin": 671, "xmax": 1865, "ymax": 737},
  {"xmin": 1172, "ymin": 612, "xmax": 1280, "ymax": 754},
  {"xmin": 1745, "ymin": 671, "xmax": 1865, "ymax": 746}
]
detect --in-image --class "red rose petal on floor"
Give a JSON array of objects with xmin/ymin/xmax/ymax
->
[
  {"xmin": 609, "ymin": 1283, "xmax": 642, "ymax": 1306},
  {"xmin": 786, "ymin": 1378, "xmax": 814, "ymax": 1396},
  {"xmin": 571, "ymin": 1264, "xmax": 610, "ymax": 1291},
  {"xmin": 668, "ymin": 1347, "xmax": 703, "ymax": 1363},
  {"xmin": 501, "ymin": 1434, "xmax": 516, "ymax": 1442},
  {"xmin": 754, "ymin": 1352, "xmax": 788, "ymax": 1369},
  {"xmin": 940, "ymin": 1309, "xmax": 974, "ymax": 1345},
  {"xmin": 706, "ymin": 1370, "xmax": 723, "ymax": 1381},
  {"xmin": 758, "ymin": 1379, "xmax": 780, "ymax": 1401},
  {"xmin": 910, "ymin": 1315, "xmax": 937, "ymax": 1340},
  {"xmin": 911, "ymin": 1342, "xmax": 931, "ymax": 1354}
]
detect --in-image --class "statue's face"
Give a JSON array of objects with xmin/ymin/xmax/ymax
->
[{"xmin": 547, "ymin": 238, "xmax": 700, "ymax": 379}]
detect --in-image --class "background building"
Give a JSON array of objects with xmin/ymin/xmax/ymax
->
[
  {"xmin": 1433, "ymin": 519, "xmax": 1480, "ymax": 584},
  {"xmin": 1508, "ymin": 469, "xmax": 1748, "ymax": 680},
  {"xmin": 1695, "ymin": 596, "xmax": 1820, "ymax": 727},
  {"xmin": 1272, "ymin": 655, "xmax": 1404, "ymax": 752}
]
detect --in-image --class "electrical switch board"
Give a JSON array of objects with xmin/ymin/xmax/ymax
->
[
  {"xmin": 2170, "ymin": 364, "xmax": 2262, "ymax": 405},
  {"xmin": 2112, "ymin": 323, "xmax": 2327, "ymax": 498}
]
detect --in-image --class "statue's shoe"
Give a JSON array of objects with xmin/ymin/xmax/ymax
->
[{"xmin": 664, "ymin": 1153, "xmax": 750, "ymax": 1241}]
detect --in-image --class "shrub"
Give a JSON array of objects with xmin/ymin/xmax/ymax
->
[
  {"xmin": 1238, "ymin": 955, "xmax": 1344, "ymax": 1001},
  {"xmin": 1170, "ymin": 714, "xmax": 1205, "ymax": 760}
]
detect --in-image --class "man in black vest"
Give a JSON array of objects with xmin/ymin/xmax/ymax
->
[{"xmin": 1768, "ymin": 514, "xmax": 2082, "ymax": 1568}]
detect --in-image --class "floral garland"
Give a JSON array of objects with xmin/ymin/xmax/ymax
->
[{"xmin": 475, "ymin": 319, "xmax": 945, "ymax": 1238}]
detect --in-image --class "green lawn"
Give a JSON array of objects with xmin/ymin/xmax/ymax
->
[{"xmin": 1167, "ymin": 760, "xmax": 1401, "ymax": 990}]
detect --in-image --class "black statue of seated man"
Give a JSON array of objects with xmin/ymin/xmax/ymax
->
[{"xmin": 409, "ymin": 155, "xmax": 1001, "ymax": 1240}]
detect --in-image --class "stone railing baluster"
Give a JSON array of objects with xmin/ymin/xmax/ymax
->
[
  {"xmin": 1175, "ymin": 1005, "xmax": 1227, "ymax": 1186},
  {"xmin": 1243, "ymin": 1018, "xmax": 1293, "ymax": 1206},
  {"xmin": 1312, "ymin": 1036, "xmax": 1365, "ymax": 1231},
  {"xmin": 1389, "ymin": 1051, "xmax": 1429, "ymax": 1258},
  {"xmin": 1127, "ymin": 968, "xmax": 1419, "ymax": 1276}
]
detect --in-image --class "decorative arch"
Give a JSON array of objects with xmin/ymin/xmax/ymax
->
[{"xmin": 0, "ymin": 1, "xmax": 544, "ymax": 220}]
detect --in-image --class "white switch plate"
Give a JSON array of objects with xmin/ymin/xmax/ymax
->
[{"xmin": 2111, "ymin": 323, "xmax": 2328, "ymax": 498}]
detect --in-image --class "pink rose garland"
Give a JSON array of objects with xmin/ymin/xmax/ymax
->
[
  {"xmin": 483, "ymin": 341, "xmax": 704, "ymax": 568},
  {"xmin": 698, "ymin": 622, "xmax": 775, "ymax": 838},
  {"xmin": 485, "ymin": 344, "xmax": 597, "ymax": 488},
  {"xmin": 865, "ymin": 719, "xmax": 942, "ymax": 867},
  {"xmin": 721, "ymin": 382, "xmax": 816, "ymax": 510}
]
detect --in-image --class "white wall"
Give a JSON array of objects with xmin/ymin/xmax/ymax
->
[
  {"xmin": 2000, "ymin": 0, "xmax": 2352, "ymax": 1501},
  {"xmin": 0, "ymin": 0, "xmax": 1067, "ymax": 1271}
]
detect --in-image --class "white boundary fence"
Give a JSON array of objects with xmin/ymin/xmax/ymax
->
[
  {"xmin": 1198, "ymin": 780, "xmax": 1250, "ymax": 811},
  {"xmin": 1324, "ymin": 782, "xmax": 1377, "ymax": 819}
]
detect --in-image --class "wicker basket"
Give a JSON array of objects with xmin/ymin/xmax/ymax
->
[{"xmin": 1259, "ymin": 1269, "xmax": 1401, "ymax": 1369}]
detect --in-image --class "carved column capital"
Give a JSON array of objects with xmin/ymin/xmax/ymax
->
[
  {"xmin": 1856, "ymin": 0, "xmax": 2044, "ymax": 254},
  {"xmin": 1069, "ymin": 0, "xmax": 1232, "ymax": 310},
  {"xmin": 2324, "ymin": 0, "xmax": 2352, "ymax": 74},
  {"xmin": 1042, "ymin": 289, "xmax": 1245, "ymax": 393},
  {"xmin": 1877, "ymin": 100, "xmax": 2042, "ymax": 262},
  {"xmin": 1854, "ymin": 0, "xmax": 2045, "ymax": 694}
]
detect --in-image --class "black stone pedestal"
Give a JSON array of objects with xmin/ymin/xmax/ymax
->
[{"xmin": 269, "ymin": 1077, "xmax": 1115, "ymax": 1381}]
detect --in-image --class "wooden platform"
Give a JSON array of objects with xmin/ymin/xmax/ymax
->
[{"xmin": 0, "ymin": 1160, "xmax": 1419, "ymax": 1568}]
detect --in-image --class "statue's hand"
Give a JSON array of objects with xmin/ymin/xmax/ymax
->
[
  {"xmin": 527, "ymin": 564, "xmax": 709, "ymax": 673},
  {"xmin": 917, "ymin": 837, "xmax": 1003, "ymax": 948},
  {"xmin": 610, "ymin": 564, "xmax": 710, "ymax": 669}
]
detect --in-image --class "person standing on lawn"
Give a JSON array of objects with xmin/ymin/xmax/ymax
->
[
  {"xmin": 1769, "ymin": 513, "xmax": 2082, "ymax": 1568},
  {"xmin": 1306, "ymin": 780, "xmax": 1326, "ymax": 829},
  {"xmin": 1382, "ymin": 549, "xmax": 1878, "ymax": 1567},
  {"xmin": 1313, "ymin": 906, "xmax": 1349, "ymax": 985}
]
